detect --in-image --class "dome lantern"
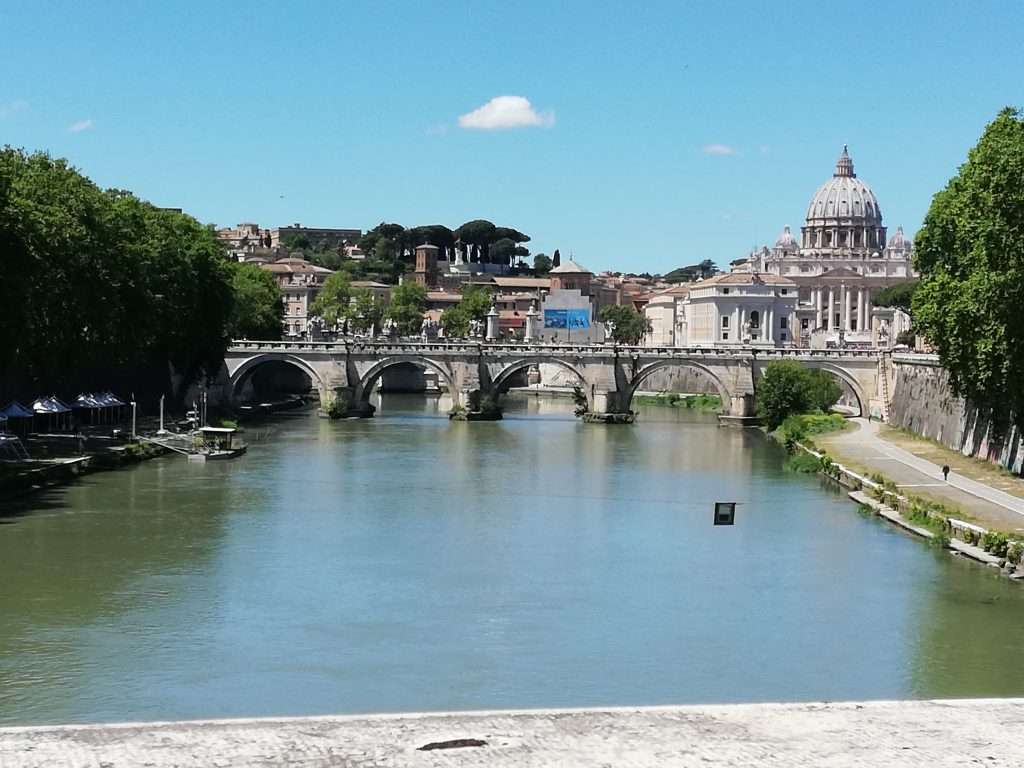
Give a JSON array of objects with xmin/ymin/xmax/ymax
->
[{"xmin": 834, "ymin": 144, "xmax": 855, "ymax": 178}]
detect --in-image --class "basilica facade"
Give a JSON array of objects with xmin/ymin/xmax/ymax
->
[{"xmin": 735, "ymin": 146, "xmax": 916, "ymax": 341}]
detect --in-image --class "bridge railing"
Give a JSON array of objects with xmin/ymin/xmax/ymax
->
[{"xmin": 227, "ymin": 339, "xmax": 888, "ymax": 360}]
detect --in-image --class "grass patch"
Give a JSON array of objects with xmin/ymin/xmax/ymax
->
[
  {"xmin": 772, "ymin": 412, "xmax": 850, "ymax": 451},
  {"xmin": 880, "ymin": 423, "xmax": 1024, "ymax": 479},
  {"xmin": 784, "ymin": 452, "xmax": 823, "ymax": 473},
  {"xmin": 633, "ymin": 392, "xmax": 722, "ymax": 412}
]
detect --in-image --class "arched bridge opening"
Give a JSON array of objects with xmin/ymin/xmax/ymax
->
[
  {"xmin": 753, "ymin": 360, "xmax": 868, "ymax": 418},
  {"xmin": 796, "ymin": 362, "xmax": 867, "ymax": 417},
  {"xmin": 355, "ymin": 357, "xmax": 457, "ymax": 412},
  {"xmin": 626, "ymin": 360, "xmax": 731, "ymax": 414},
  {"xmin": 230, "ymin": 355, "xmax": 322, "ymax": 406},
  {"xmin": 491, "ymin": 358, "xmax": 592, "ymax": 413}
]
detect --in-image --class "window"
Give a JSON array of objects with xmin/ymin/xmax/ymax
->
[
  {"xmin": 780, "ymin": 317, "xmax": 788, "ymax": 329},
  {"xmin": 801, "ymin": 318, "xmax": 809, "ymax": 330},
  {"xmin": 780, "ymin": 288, "xmax": 788, "ymax": 295},
  {"xmin": 780, "ymin": 332, "xmax": 787, "ymax": 342},
  {"xmin": 722, "ymin": 288, "xmax": 730, "ymax": 295},
  {"xmin": 721, "ymin": 331, "xmax": 729, "ymax": 340},
  {"xmin": 750, "ymin": 310, "xmax": 760, "ymax": 329},
  {"xmin": 721, "ymin": 316, "xmax": 730, "ymax": 328}
]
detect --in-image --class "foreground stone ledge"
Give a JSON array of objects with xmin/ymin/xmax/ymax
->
[{"xmin": 3, "ymin": 699, "xmax": 1024, "ymax": 767}]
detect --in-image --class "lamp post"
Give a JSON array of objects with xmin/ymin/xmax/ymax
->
[
  {"xmin": 157, "ymin": 394, "xmax": 168, "ymax": 436},
  {"xmin": 130, "ymin": 397, "xmax": 137, "ymax": 439}
]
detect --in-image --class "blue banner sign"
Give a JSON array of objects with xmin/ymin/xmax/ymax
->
[{"xmin": 543, "ymin": 309, "xmax": 590, "ymax": 330}]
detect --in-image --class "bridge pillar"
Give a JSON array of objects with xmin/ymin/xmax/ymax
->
[
  {"xmin": 727, "ymin": 393, "xmax": 757, "ymax": 418},
  {"xmin": 319, "ymin": 383, "xmax": 375, "ymax": 419}
]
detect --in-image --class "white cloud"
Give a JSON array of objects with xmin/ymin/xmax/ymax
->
[
  {"xmin": 68, "ymin": 118, "xmax": 94, "ymax": 133},
  {"xmin": 458, "ymin": 95, "xmax": 554, "ymax": 130},
  {"xmin": 0, "ymin": 99, "xmax": 29, "ymax": 119},
  {"xmin": 703, "ymin": 143, "xmax": 737, "ymax": 156}
]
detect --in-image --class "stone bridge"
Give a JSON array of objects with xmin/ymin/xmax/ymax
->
[{"xmin": 224, "ymin": 340, "xmax": 891, "ymax": 421}]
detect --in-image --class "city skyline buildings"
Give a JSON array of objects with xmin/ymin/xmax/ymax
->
[{"xmin": 1, "ymin": 1, "xmax": 1020, "ymax": 274}]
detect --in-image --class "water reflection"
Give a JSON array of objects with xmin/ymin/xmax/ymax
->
[{"xmin": 1, "ymin": 395, "xmax": 1023, "ymax": 726}]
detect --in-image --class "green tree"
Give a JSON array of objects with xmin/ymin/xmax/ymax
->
[
  {"xmin": 309, "ymin": 272, "xmax": 352, "ymax": 328},
  {"xmin": 803, "ymin": 369, "xmax": 842, "ymax": 413},
  {"xmin": 0, "ymin": 148, "xmax": 234, "ymax": 400},
  {"xmin": 440, "ymin": 306, "xmax": 470, "ymax": 338},
  {"xmin": 460, "ymin": 284, "xmax": 493, "ymax": 322},
  {"xmin": 757, "ymin": 361, "xmax": 812, "ymax": 430},
  {"xmin": 664, "ymin": 259, "xmax": 717, "ymax": 283},
  {"xmin": 552, "ymin": 248, "xmax": 561, "ymax": 267},
  {"xmin": 912, "ymin": 108, "xmax": 1024, "ymax": 426},
  {"xmin": 346, "ymin": 288, "xmax": 384, "ymax": 334},
  {"xmin": 409, "ymin": 224, "xmax": 455, "ymax": 255},
  {"xmin": 454, "ymin": 219, "xmax": 497, "ymax": 263},
  {"xmin": 756, "ymin": 361, "xmax": 842, "ymax": 429},
  {"xmin": 872, "ymin": 281, "xmax": 917, "ymax": 311},
  {"xmin": 533, "ymin": 253, "xmax": 552, "ymax": 274},
  {"xmin": 489, "ymin": 237, "xmax": 517, "ymax": 266},
  {"xmin": 229, "ymin": 263, "xmax": 283, "ymax": 339},
  {"xmin": 281, "ymin": 233, "xmax": 312, "ymax": 251},
  {"xmin": 438, "ymin": 286, "xmax": 492, "ymax": 338},
  {"xmin": 599, "ymin": 305, "xmax": 651, "ymax": 344},
  {"xmin": 386, "ymin": 281, "xmax": 428, "ymax": 335}
]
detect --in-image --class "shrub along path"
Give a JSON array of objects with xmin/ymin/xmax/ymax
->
[{"xmin": 817, "ymin": 419, "xmax": 1024, "ymax": 534}]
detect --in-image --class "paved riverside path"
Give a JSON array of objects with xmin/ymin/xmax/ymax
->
[
  {"xmin": 3, "ymin": 700, "xmax": 1024, "ymax": 767},
  {"xmin": 819, "ymin": 418, "xmax": 1024, "ymax": 532}
]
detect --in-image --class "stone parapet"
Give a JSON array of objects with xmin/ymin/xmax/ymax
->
[{"xmin": 2, "ymin": 700, "xmax": 1023, "ymax": 767}]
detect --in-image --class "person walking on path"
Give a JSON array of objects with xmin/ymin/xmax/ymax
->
[{"xmin": 942, "ymin": 464, "xmax": 950, "ymax": 482}]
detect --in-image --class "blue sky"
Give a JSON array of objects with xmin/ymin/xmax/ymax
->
[{"xmin": 2, "ymin": 0, "xmax": 1021, "ymax": 273}]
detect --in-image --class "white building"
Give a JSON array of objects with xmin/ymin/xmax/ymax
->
[
  {"xmin": 681, "ymin": 272, "xmax": 799, "ymax": 346},
  {"xmin": 643, "ymin": 285, "xmax": 690, "ymax": 346}
]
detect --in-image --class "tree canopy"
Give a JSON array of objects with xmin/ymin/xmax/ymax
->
[
  {"xmin": 309, "ymin": 272, "xmax": 352, "ymax": 328},
  {"xmin": 0, "ymin": 147, "xmax": 235, "ymax": 401},
  {"xmin": 756, "ymin": 361, "xmax": 842, "ymax": 429},
  {"xmin": 229, "ymin": 264, "xmax": 283, "ymax": 339},
  {"xmin": 386, "ymin": 281, "xmax": 428, "ymax": 335},
  {"xmin": 347, "ymin": 288, "xmax": 384, "ymax": 334},
  {"xmin": 911, "ymin": 107, "xmax": 1024, "ymax": 425},
  {"xmin": 599, "ymin": 305, "xmax": 651, "ymax": 345},
  {"xmin": 439, "ymin": 285, "xmax": 493, "ymax": 339},
  {"xmin": 533, "ymin": 253, "xmax": 552, "ymax": 274},
  {"xmin": 872, "ymin": 281, "xmax": 917, "ymax": 311},
  {"xmin": 663, "ymin": 259, "xmax": 717, "ymax": 283}
]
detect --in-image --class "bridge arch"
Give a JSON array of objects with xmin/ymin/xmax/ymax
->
[
  {"xmin": 626, "ymin": 359, "xmax": 732, "ymax": 412},
  {"xmin": 782, "ymin": 360, "xmax": 867, "ymax": 417},
  {"xmin": 229, "ymin": 353, "xmax": 325, "ymax": 400},
  {"xmin": 491, "ymin": 357, "xmax": 592, "ymax": 410},
  {"xmin": 355, "ymin": 356, "xmax": 457, "ymax": 404}
]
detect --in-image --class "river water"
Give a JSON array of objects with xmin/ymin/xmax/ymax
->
[{"xmin": 2, "ymin": 395, "xmax": 1023, "ymax": 726}]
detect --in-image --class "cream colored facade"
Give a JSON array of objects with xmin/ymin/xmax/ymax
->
[
  {"xmin": 644, "ymin": 274, "xmax": 800, "ymax": 347},
  {"xmin": 261, "ymin": 257, "xmax": 334, "ymax": 337}
]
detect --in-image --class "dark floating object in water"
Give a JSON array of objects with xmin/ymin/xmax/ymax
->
[{"xmin": 417, "ymin": 738, "xmax": 488, "ymax": 751}]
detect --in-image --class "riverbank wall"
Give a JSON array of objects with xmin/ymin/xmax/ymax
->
[
  {"xmin": 3, "ymin": 699, "xmax": 1022, "ymax": 767},
  {"xmin": 0, "ymin": 441, "xmax": 169, "ymax": 504},
  {"xmin": 890, "ymin": 355, "xmax": 1024, "ymax": 473},
  {"xmin": 790, "ymin": 438, "xmax": 1023, "ymax": 579}
]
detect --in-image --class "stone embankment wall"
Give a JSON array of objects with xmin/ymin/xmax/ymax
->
[
  {"xmin": 538, "ymin": 363, "xmax": 718, "ymax": 395},
  {"xmin": 889, "ymin": 356, "xmax": 1024, "ymax": 473}
]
